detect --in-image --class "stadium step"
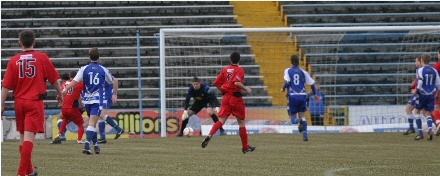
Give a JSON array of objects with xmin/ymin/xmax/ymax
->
[
  {"xmin": 234, "ymin": 11, "xmax": 281, "ymax": 17},
  {"xmin": 232, "ymin": 2, "xmax": 279, "ymax": 13},
  {"xmin": 232, "ymin": 1, "xmax": 299, "ymax": 107}
]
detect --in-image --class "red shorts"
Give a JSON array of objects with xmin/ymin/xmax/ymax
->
[
  {"xmin": 61, "ymin": 108, "xmax": 84, "ymax": 126},
  {"xmin": 15, "ymin": 99, "xmax": 45, "ymax": 134},
  {"xmin": 218, "ymin": 94, "xmax": 246, "ymax": 119},
  {"xmin": 435, "ymin": 92, "xmax": 440, "ymax": 105}
]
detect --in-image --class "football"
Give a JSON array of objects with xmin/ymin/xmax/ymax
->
[{"xmin": 183, "ymin": 127, "xmax": 194, "ymax": 137}]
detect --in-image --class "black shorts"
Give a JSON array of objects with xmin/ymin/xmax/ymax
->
[{"xmin": 190, "ymin": 100, "xmax": 216, "ymax": 114}]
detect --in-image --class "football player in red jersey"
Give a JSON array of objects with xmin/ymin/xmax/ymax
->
[
  {"xmin": 51, "ymin": 71, "xmax": 86, "ymax": 144},
  {"xmin": 201, "ymin": 52, "xmax": 255, "ymax": 154},
  {"xmin": 1, "ymin": 30, "xmax": 63, "ymax": 176},
  {"xmin": 51, "ymin": 73, "xmax": 71, "ymax": 142},
  {"xmin": 433, "ymin": 49, "xmax": 440, "ymax": 136}
]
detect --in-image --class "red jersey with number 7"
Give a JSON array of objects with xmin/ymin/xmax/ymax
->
[
  {"xmin": 2, "ymin": 50, "xmax": 59, "ymax": 100},
  {"xmin": 214, "ymin": 65, "xmax": 244, "ymax": 95},
  {"xmin": 62, "ymin": 80, "xmax": 84, "ymax": 109}
]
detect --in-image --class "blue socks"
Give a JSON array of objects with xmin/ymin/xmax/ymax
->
[
  {"xmin": 99, "ymin": 121, "xmax": 106, "ymax": 140},
  {"xmin": 302, "ymin": 118, "xmax": 308, "ymax": 139},
  {"xmin": 105, "ymin": 115, "xmax": 123, "ymax": 131},
  {"xmin": 85, "ymin": 126, "xmax": 95, "ymax": 150},
  {"xmin": 290, "ymin": 117, "xmax": 299, "ymax": 124},
  {"xmin": 93, "ymin": 131, "xmax": 98, "ymax": 145},
  {"xmin": 408, "ymin": 115, "xmax": 414, "ymax": 130},
  {"xmin": 427, "ymin": 116, "xmax": 433, "ymax": 133},
  {"xmin": 416, "ymin": 117, "xmax": 423, "ymax": 136}
]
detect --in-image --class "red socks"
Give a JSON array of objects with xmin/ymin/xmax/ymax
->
[
  {"xmin": 209, "ymin": 121, "xmax": 223, "ymax": 136},
  {"xmin": 78, "ymin": 125, "xmax": 85, "ymax": 141},
  {"xmin": 239, "ymin": 126, "xmax": 249, "ymax": 150},
  {"xmin": 18, "ymin": 141, "xmax": 34, "ymax": 176},
  {"xmin": 59, "ymin": 119, "xmax": 68, "ymax": 135}
]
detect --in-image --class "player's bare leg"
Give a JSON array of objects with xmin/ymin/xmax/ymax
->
[{"xmin": 404, "ymin": 104, "xmax": 416, "ymax": 135}]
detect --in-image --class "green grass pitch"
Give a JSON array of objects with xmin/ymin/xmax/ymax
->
[{"xmin": 2, "ymin": 133, "xmax": 440, "ymax": 175}]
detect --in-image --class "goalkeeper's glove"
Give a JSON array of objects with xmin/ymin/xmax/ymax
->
[
  {"xmin": 182, "ymin": 110, "xmax": 189, "ymax": 120},
  {"xmin": 214, "ymin": 107, "xmax": 220, "ymax": 114}
]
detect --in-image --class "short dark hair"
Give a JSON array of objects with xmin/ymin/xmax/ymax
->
[
  {"xmin": 230, "ymin": 52, "xmax": 240, "ymax": 64},
  {"xmin": 61, "ymin": 73, "xmax": 70, "ymax": 81},
  {"xmin": 69, "ymin": 71, "xmax": 77, "ymax": 78},
  {"xmin": 421, "ymin": 53, "xmax": 431, "ymax": 64},
  {"xmin": 290, "ymin": 55, "xmax": 299, "ymax": 66},
  {"xmin": 192, "ymin": 76, "xmax": 200, "ymax": 83},
  {"xmin": 89, "ymin": 48, "xmax": 100, "ymax": 61},
  {"xmin": 19, "ymin": 30, "xmax": 35, "ymax": 48}
]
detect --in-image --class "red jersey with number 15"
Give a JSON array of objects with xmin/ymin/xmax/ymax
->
[
  {"xmin": 2, "ymin": 50, "xmax": 59, "ymax": 100},
  {"xmin": 214, "ymin": 65, "xmax": 244, "ymax": 95},
  {"xmin": 62, "ymin": 80, "xmax": 84, "ymax": 109}
]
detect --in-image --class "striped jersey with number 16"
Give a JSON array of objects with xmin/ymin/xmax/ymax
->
[{"xmin": 73, "ymin": 62, "xmax": 113, "ymax": 105}]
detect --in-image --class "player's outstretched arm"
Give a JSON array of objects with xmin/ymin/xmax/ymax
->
[
  {"xmin": 112, "ymin": 77, "xmax": 119, "ymax": 104},
  {"xmin": 62, "ymin": 80, "xmax": 78, "ymax": 95},
  {"xmin": 310, "ymin": 84, "xmax": 320, "ymax": 102}
]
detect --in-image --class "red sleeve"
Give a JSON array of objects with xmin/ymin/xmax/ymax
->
[
  {"xmin": 43, "ymin": 54, "xmax": 59, "ymax": 84},
  {"xmin": 230, "ymin": 68, "xmax": 244, "ymax": 83},
  {"xmin": 1, "ymin": 60, "xmax": 15, "ymax": 89},
  {"xmin": 411, "ymin": 78, "xmax": 418, "ymax": 89},
  {"xmin": 78, "ymin": 82, "xmax": 84, "ymax": 92},
  {"xmin": 411, "ymin": 81, "xmax": 417, "ymax": 89},
  {"xmin": 434, "ymin": 62, "xmax": 440, "ymax": 73},
  {"xmin": 214, "ymin": 69, "xmax": 225, "ymax": 87},
  {"xmin": 73, "ymin": 82, "xmax": 84, "ymax": 96},
  {"xmin": 61, "ymin": 82, "xmax": 66, "ymax": 90}
]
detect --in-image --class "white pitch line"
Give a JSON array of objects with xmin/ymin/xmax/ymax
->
[
  {"xmin": 324, "ymin": 168, "xmax": 351, "ymax": 176},
  {"xmin": 324, "ymin": 166, "xmax": 391, "ymax": 176}
]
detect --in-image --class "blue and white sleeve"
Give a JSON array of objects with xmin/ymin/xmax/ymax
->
[
  {"xmin": 283, "ymin": 68, "xmax": 291, "ymax": 90},
  {"xmin": 73, "ymin": 66, "xmax": 86, "ymax": 82},
  {"xmin": 417, "ymin": 68, "xmax": 423, "ymax": 89},
  {"xmin": 284, "ymin": 68, "xmax": 290, "ymax": 82},
  {"xmin": 104, "ymin": 68, "xmax": 114, "ymax": 85},
  {"xmin": 304, "ymin": 70, "xmax": 316, "ymax": 85}
]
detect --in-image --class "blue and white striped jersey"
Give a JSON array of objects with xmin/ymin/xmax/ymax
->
[
  {"xmin": 74, "ymin": 62, "xmax": 113, "ymax": 104},
  {"xmin": 417, "ymin": 65, "xmax": 440, "ymax": 95},
  {"xmin": 284, "ymin": 66, "xmax": 315, "ymax": 95}
]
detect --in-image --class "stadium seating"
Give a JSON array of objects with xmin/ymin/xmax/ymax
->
[
  {"xmin": 281, "ymin": 1, "xmax": 440, "ymax": 105},
  {"xmin": 1, "ymin": 2, "xmax": 272, "ymax": 110}
]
